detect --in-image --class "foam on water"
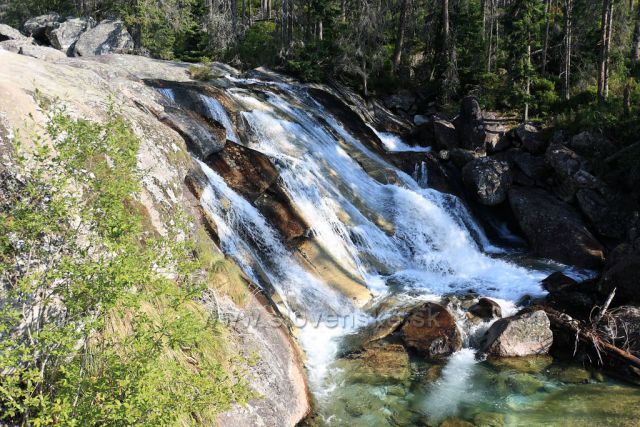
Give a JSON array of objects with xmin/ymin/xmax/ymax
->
[
  {"xmin": 374, "ymin": 128, "xmax": 432, "ymax": 152},
  {"xmin": 421, "ymin": 348, "xmax": 479, "ymax": 422}
]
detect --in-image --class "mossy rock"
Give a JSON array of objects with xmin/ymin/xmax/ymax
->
[
  {"xmin": 549, "ymin": 365, "xmax": 591, "ymax": 384},
  {"xmin": 487, "ymin": 355, "xmax": 553, "ymax": 374},
  {"xmin": 473, "ymin": 411, "xmax": 505, "ymax": 427},
  {"xmin": 439, "ymin": 416, "xmax": 475, "ymax": 427},
  {"xmin": 507, "ymin": 373, "xmax": 545, "ymax": 395}
]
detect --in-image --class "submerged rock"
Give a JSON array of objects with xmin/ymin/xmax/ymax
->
[
  {"xmin": 482, "ymin": 310, "xmax": 553, "ymax": 357},
  {"xmin": 487, "ymin": 354, "xmax": 553, "ymax": 374},
  {"xmin": 349, "ymin": 343, "xmax": 411, "ymax": 382},
  {"xmin": 462, "ymin": 157, "xmax": 512, "ymax": 206},
  {"xmin": 400, "ymin": 302, "xmax": 463, "ymax": 361},
  {"xmin": 508, "ymin": 186, "xmax": 604, "ymax": 268}
]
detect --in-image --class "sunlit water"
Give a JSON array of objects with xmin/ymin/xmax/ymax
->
[{"xmin": 157, "ymin": 79, "xmax": 636, "ymax": 426}]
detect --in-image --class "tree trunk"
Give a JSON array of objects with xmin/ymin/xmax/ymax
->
[
  {"xmin": 231, "ymin": 0, "xmax": 238, "ymax": 35},
  {"xmin": 542, "ymin": 0, "xmax": 551, "ymax": 74},
  {"xmin": 525, "ymin": 43, "xmax": 531, "ymax": 121},
  {"xmin": 392, "ymin": 0, "xmax": 410, "ymax": 72},
  {"xmin": 633, "ymin": 0, "xmax": 640, "ymax": 61},
  {"xmin": 563, "ymin": 0, "xmax": 573, "ymax": 100},
  {"xmin": 597, "ymin": 0, "xmax": 613, "ymax": 103},
  {"xmin": 318, "ymin": 20, "xmax": 323, "ymax": 40}
]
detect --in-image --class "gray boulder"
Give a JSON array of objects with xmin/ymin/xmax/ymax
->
[
  {"xmin": 0, "ymin": 39, "xmax": 65, "ymax": 61},
  {"xmin": 73, "ymin": 20, "xmax": 134, "ymax": 56},
  {"xmin": 49, "ymin": 17, "xmax": 93, "ymax": 55},
  {"xmin": 514, "ymin": 123, "xmax": 546, "ymax": 154},
  {"xmin": 22, "ymin": 13, "xmax": 61, "ymax": 43},
  {"xmin": 482, "ymin": 310, "xmax": 553, "ymax": 357},
  {"xmin": 569, "ymin": 131, "xmax": 615, "ymax": 159},
  {"xmin": 462, "ymin": 157, "xmax": 512, "ymax": 206},
  {"xmin": 0, "ymin": 23, "xmax": 26, "ymax": 41},
  {"xmin": 508, "ymin": 187, "xmax": 604, "ymax": 268}
]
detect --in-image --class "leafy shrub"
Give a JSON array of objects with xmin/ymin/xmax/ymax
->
[
  {"xmin": 0, "ymin": 100, "xmax": 253, "ymax": 425},
  {"xmin": 188, "ymin": 63, "xmax": 213, "ymax": 81}
]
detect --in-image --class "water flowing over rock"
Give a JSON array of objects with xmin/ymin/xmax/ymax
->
[
  {"xmin": 73, "ymin": 20, "xmax": 134, "ymax": 56},
  {"xmin": 482, "ymin": 310, "xmax": 553, "ymax": 357},
  {"xmin": 399, "ymin": 302, "xmax": 463, "ymax": 361},
  {"xmin": 508, "ymin": 186, "xmax": 604, "ymax": 268}
]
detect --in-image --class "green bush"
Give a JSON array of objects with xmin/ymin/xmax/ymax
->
[
  {"xmin": 188, "ymin": 63, "xmax": 213, "ymax": 81},
  {"xmin": 0, "ymin": 100, "xmax": 253, "ymax": 425}
]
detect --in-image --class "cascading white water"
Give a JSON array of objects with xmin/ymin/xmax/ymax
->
[
  {"xmin": 158, "ymin": 80, "xmax": 568, "ymax": 422},
  {"xmin": 158, "ymin": 79, "xmax": 637, "ymax": 427}
]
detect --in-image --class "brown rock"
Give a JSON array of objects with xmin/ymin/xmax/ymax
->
[
  {"xmin": 469, "ymin": 298, "xmax": 502, "ymax": 320},
  {"xmin": 205, "ymin": 142, "xmax": 279, "ymax": 202},
  {"xmin": 400, "ymin": 302, "xmax": 463, "ymax": 361}
]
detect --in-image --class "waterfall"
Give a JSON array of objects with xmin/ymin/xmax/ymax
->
[{"xmin": 156, "ymin": 76, "xmax": 563, "ymax": 422}]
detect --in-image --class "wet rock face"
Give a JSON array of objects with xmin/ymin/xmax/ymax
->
[
  {"xmin": 482, "ymin": 310, "xmax": 553, "ymax": 357},
  {"xmin": 462, "ymin": 157, "xmax": 512, "ymax": 206},
  {"xmin": 469, "ymin": 298, "xmax": 502, "ymax": 320},
  {"xmin": 205, "ymin": 142, "xmax": 279, "ymax": 202},
  {"xmin": 508, "ymin": 186, "xmax": 604, "ymax": 269},
  {"xmin": 73, "ymin": 20, "xmax": 134, "ymax": 56},
  {"xmin": 399, "ymin": 302, "xmax": 463, "ymax": 361},
  {"xmin": 160, "ymin": 106, "xmax": 227, "ymax": 159}
]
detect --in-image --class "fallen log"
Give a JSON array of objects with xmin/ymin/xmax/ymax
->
[{"xmin": 524, "ymin": 305, "xmax": 640, "ymax": 385}]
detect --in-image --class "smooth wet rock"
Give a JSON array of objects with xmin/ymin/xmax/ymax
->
[
  {"xmin": 462, "ymin": 157, "xmax": 512, "ymax": 206},
  {"xmin": 541, "ymin": 271, "xmax": 578, "ymax": 294},
  {"xmin": 473, "ymin": 411, "xmax": 505, "ymax": 427},
  {"xmin": 22, "ymin": 13, "xmax": 61, "ymax": 43},
  {"xmin": 160, "ymin": 106, "xmax": 226, "ymax": 159},
  {"xmin": 469, "ymin": 297, "xmax": 502, "ymax": 320},
  {"xmin": 0, "ymin": 23, "xmax": 26, "ymax": 42},
  {"xmin": 400, "ymin": 302, "xmax": 463, "ymax": 361},
  {"xmin": 549, "ymin": 365, "xmax": 591, "ymax": 384},
  {"xmin": 350, "ymin": 343, "xmax": 411, "ymax": 382},
  {"xmin": 507, "ymin": 372, "xmax": 545, "ymax": 395},
  {"xmin": 49, "ymin": 17, "xmax": 93, "ymax": 55},
  {"xmin": 508, "ymin": 186, "xmax": 604, "ymax": 268},
  {"xmin": 482, "ymin": 310, "xmax": 553, "ymax": 357},
  {"xmin": 439, "ymin": 417, "xmax": 475, "ymax": 427},
  {"xmin": 73, "ymin": 19, "xmax": 134, "ymax": 56},
  {"xmin": 254, "ymin": 186, "xmax": 308, "ymax": 241},
  {"xmin": 487, "ymin": 354, "xmax": 553, "ymax": 374}
]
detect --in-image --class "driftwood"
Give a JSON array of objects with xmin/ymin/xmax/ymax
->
[{"xmin": 527, "ymin": 305, "xmax": 640, "ymax": 385}]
